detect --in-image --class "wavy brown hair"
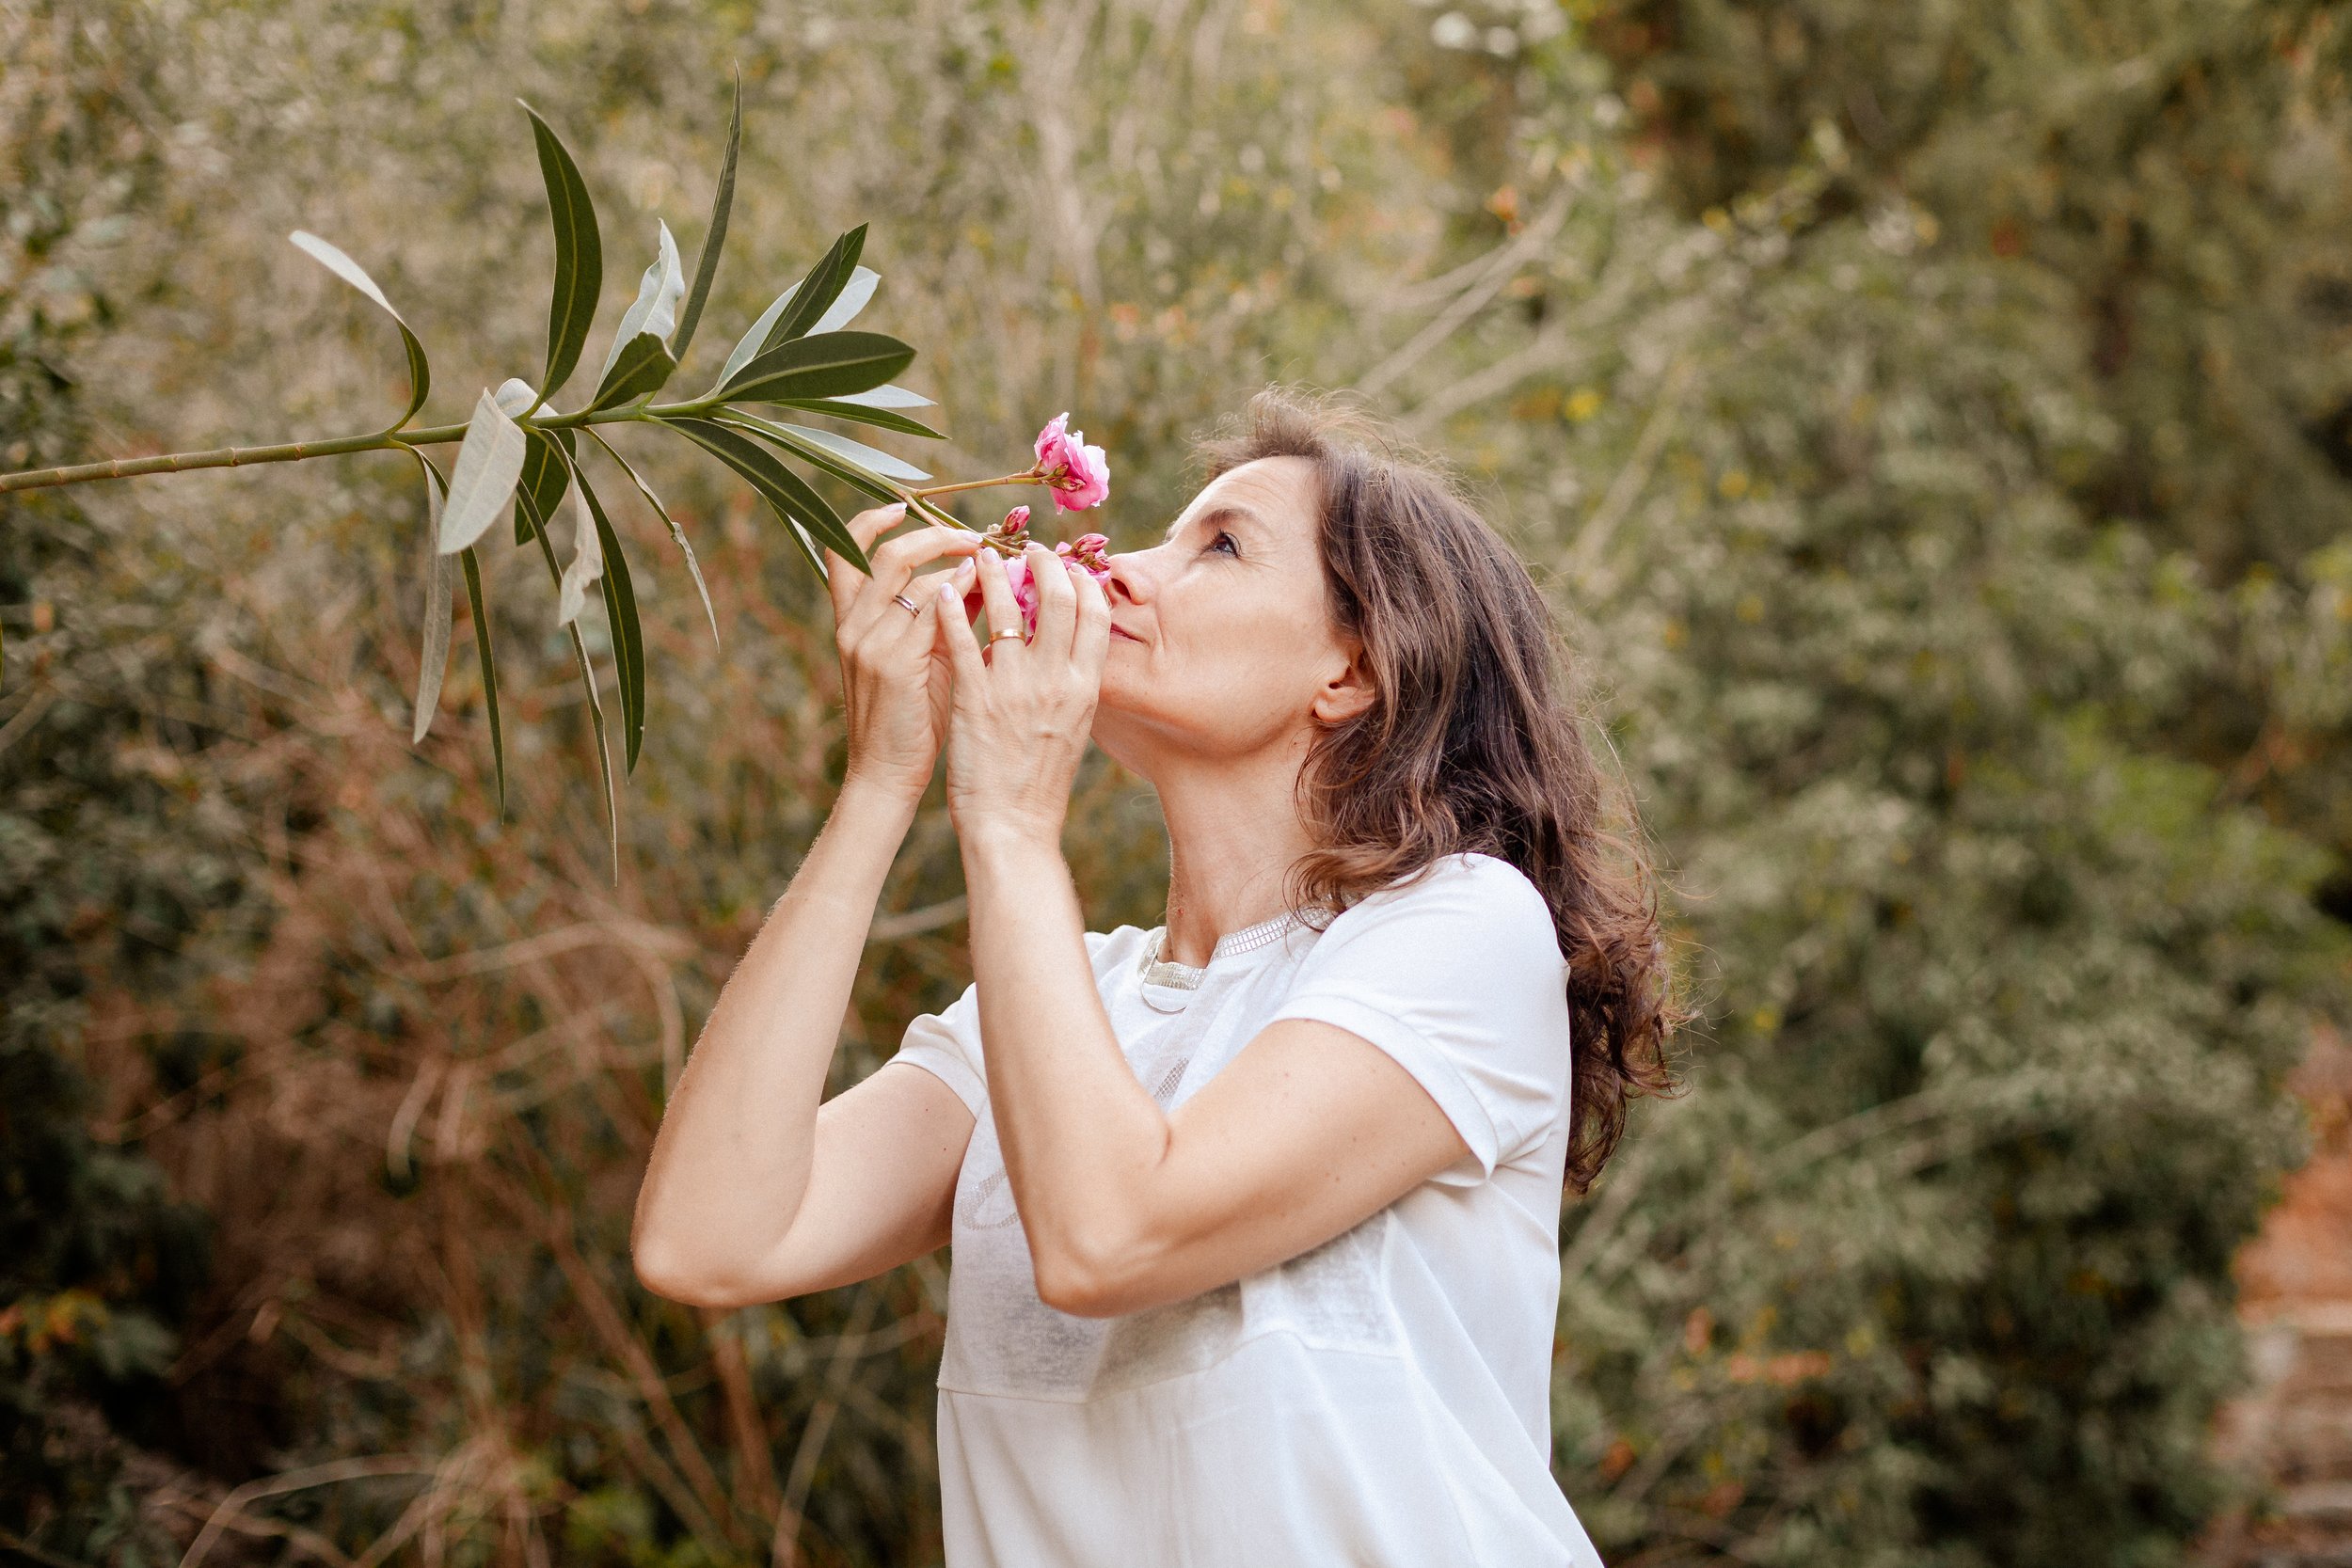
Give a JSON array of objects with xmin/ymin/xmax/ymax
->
[{"xmin": 1196, "ymin": 388, "xmax": 1683, "ymax": 1193}]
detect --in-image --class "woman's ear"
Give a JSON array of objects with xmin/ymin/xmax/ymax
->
[{"xmin": 1311, "ymin": 641, "xmax": 1376, "ymax": 728}]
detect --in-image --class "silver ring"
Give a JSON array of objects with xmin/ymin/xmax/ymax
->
[{"xmin": 891, "ymin": 592, "xmax": 921, "ymax": 618}]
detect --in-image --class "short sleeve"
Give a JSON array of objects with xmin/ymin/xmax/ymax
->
[
  {"xmin": 1265, "ymin": 854, "xmax": 1572, "ymax": 1183},
  {"xmin": 887, "ymin": 979, "xmax": 987, "ymax": 1117}
]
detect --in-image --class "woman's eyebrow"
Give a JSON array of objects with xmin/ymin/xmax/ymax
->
[{"xmin": 1164, "ymin": 503, "xmax": 1256, "ymax": 543}]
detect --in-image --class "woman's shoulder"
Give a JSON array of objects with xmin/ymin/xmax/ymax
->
[{"xmin": 1351, "ymin": 850, "xmax": 1549, "ymax": 920}]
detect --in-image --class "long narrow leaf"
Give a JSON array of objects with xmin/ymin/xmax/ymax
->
[
  {"xmin": 596, "ymin": 221, "xmax": 683, "ymax": 383},
  {"xmin": 582, "ymin": 427, "xmax": 720, "ymax": 651},
  {"xmin": 440, "ymin": 390, "xmax": 530, "ymax": 553},
  {"xmin": 714, "ymin": 285, "xmax": 800, "ymax": 393},
  {"xmin": 808, "ymin": 265, "xmax": 878, "ymax": 336},
  {"xmin": 576, "ymin": 467, "xmax": 647, "ymax": 773},
  {"xmin": 290, "ymin": 230, "xmax": 431, "ymax": 430},
  {"xmin": 516, "ymin": 426, "xmax": 575, "ymax": 546},
  {"xmin": 716, "ymin": 330, "xmax": 914, "ymax": 404},
  {"xmin": 767, "ymin": 421, "xmax": 929, "ymax": 482},
  {"xmin": 662, "ymin": 416, "xmax": 866, "ymax": 571},
  {"xmin": 773, "ymin": 398, "xmax": 946, "ymax": 440},
  {"xmin": 407, "ymin": 452, "xmax": 455, "ymax": 743},
  {"xmin": 762, "ymin": 225, "xmax": 867, "ymax": 352},
  {"xmin": 522, "ymin": 102, "xmax": 604, "ymax": 401},
  {"xmin": 589, "ymin": 335, "xmax": 678, "ymax": 411},
  {"xmin": 460, "ymin": 546, "xmax": 506, "ymax": 817},
  {"xmin": 516, "ymin": 455, "xmax": 621, "ymax": 879},
  {"xmin": 718, "ymin": 414, "xmax": 900, "ymax": 508},
  {"xmin": 557, "ymin": 482, "xmax": 604, "ymax": 626},
  {"xmin": 831, "ymin": 384, "xmax": 935, "ymax": 409},
  {"xmin": 670, "ymin": 73, "xmax": 739, "ymax": 366}
]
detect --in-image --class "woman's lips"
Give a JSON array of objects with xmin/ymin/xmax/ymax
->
[{"xmin": 1109, "ymin": 624, "xmax": 1143, "ymax": 643}]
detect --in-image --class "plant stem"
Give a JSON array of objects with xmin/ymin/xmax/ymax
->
[
  {"xmin": 907, "ymin": 469, "xmax": 1043, "ymax": 501},
  {"xmin": 0, "ymin": 398, "xmax": 726, "ymax": 496}
]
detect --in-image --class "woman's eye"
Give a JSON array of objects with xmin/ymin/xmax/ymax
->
[{"xmin": 1206, "ymin": 531, "xmax": 1238, "ymax": 557}]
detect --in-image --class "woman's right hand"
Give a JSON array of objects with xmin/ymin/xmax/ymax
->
[{"xmin": 826, "ymin": 503, "xmax": 985, "ymax": 801}]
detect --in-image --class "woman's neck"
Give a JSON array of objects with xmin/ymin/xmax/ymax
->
[{"xmin": 1151, "ymin": 745, "xmax": 1319, "ymax": 968}]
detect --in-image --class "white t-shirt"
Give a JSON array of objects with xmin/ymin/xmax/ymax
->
[{"xmin": 888, "ymin": 851, "xmax": 1605, "ymax": 1568}]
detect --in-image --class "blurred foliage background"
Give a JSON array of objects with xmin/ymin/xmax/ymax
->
[{"xmin": 3, "ymin": 0, "xmax": 2349, "ymax": 1564}]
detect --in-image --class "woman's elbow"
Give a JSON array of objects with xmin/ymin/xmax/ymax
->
[
  {"xmin": 1031, "ymin": 1227, "xmax": 1162, "ymax": 1319},
  {"xmin": 631, "ymin": 1229, "xmax": 768, "ymax": 1309}
]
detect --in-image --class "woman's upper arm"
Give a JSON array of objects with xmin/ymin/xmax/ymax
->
[
  {"xmin": 1063, "ymin": 1018, "xmax": 1470, "ymax": 1317},
  {"xmin": 659, "ymin": 1060, "xmax": 975, "ymax": 1307}
]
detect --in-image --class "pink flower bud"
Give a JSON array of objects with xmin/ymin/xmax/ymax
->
[
  {"xmin": 1031, "ymin": 412, "xmax": 1111, "ymax": 513},
  {"xmin": 999, "ymin": 505, "xmax": 1030, "ymax": 536}
]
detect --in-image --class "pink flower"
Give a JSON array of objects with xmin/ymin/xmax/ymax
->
[
  {"xmin": 997, "ymin": 505, "xmax": 1030, "ymax": 538},
  {"xmin": 1032, "ymin": 413, "xmax": 1110, "ymax": 513}
]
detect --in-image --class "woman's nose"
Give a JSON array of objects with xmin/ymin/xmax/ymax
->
[{"xmin": 1104, "ymin": 548, "xmax": 1151, "ymax": 606}]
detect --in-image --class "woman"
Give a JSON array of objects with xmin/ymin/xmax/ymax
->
[{"xmin": 632, "ymin": 390, "xmax": 1678, "ymax": 1566}]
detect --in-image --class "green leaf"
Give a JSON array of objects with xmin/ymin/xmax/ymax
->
[
  {"xmin": 577, "ymin": 467, "xmax": 647, "ymax": 773},
  {"xmin": 715, "ymin": 330, "xmax": 914, "ymax": 404},
  {"xmin": 515, "ymin": 450, "xmax": 621, "ymax": 879},
  {"xmin": 718, "ymin": 413, "xmax": 902, "ymax": 507},
  {"xmin": 582, "ymin": 427, "xmax": 720, "ymax": 651},
  {"xmin": 763, "ymin": 420, "xmax": 930, "ymax": 481},
  {"xmin": 762, "ymin": 225, "xmax": 868, "ymax": 352},
  {"xmin": 556, "ymin": 480, "xmax": 604, "ymax": 627},
  {"xmin": 590, "ymin": 335, "xmax": 678, "ymax": 411},
  {"xmin": 715, "ymin": 285, "xmax": 801, "ymax": 393},
  {"xmin": 407, "ymin": 452, "xmax": 456, "ymax": 744},
  {"xmin": 831, "ymin": 384, "xmax": 935, "ymax": 409},
  {"xmin": 809, "ymin": 265, "xmax": 878, "ymax": 335},
  {"xmin": 670, "ymin": 72, "xmax": 739, "ymax": 367},
  {"xmin": 522, "ymin": 102, "xmax": 604, "ymax": 402},
  {"xmin": 590, "ymin": 220, "xmax": 684, "ymax": 411},
  {"xmin": 515, "ymin": 426, "xmax": 575, "ymax": 546},
  {"xmin": 662, "ymin": 415, "xmax": 866, "ymax": 572},
  {"xmin": 773, "ymin": 398, "xmax": 946, "ymax": 440},
  {"xmin": 439, "ymin": 389, "xmax": 530, "ymax": 553},
  {"xmin": 460, "ymin": 546, "xmax": 507, "ymax": 818},
  {"xmin": 290, "ymin": 230, "xmax": 431, "ymax": 430}
]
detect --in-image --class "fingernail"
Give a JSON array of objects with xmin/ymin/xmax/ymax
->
[{"xmin": 887, "ymin": 501, "xmax": 907, "ymax": 514}]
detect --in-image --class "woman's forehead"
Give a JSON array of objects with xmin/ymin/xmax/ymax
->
[{"xmin": 1167, "ymin": 455, "xmax": 1318, "ymax": 541}]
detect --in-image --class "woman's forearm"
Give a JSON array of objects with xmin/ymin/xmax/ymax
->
[
  {"xmin": 631, "ymin": 777, "xmax": 922, "ymax": 1296},
  {"xmin": 960, "ymin": 828, "xmax": 1173, "ymax": 1307}
]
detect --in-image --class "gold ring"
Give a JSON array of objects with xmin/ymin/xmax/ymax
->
[
  {"xmin": 891, "ymin": 592, "xmax": 921, "ymax": 617},
  {"xmin": 989, "ymin": 626, "xmax": 1025, "ymax": 645}
]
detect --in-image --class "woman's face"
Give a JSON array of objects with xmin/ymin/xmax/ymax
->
[{"xmin": 1089, "ymin": 455, "xmax": 1368, "ymax": 772}]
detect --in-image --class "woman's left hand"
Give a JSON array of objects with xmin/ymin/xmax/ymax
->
[{"xmin": 936, "ymin": 541, "xmax": 1111, "ymax": 847}]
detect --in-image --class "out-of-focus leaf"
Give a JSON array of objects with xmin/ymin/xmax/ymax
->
[
  {"xmin": 583, "ymin": 427, "xmax": 720, "ymax": 651},
  {"xmin": 577, "ymin": 467, "xmax": 646, "ymax": 772},
  {"xmin": 557, "ymin": 482, "xmax": 603, "ymax": 627},
  {"xmin": 715, "ymin": 286, "xmax": 800, "ymax": 392},
  {"xmin": 831, "ymin": 384, "xmax": 935, "ymax": 409},
  {"xmin": 515, "ymin": 427, "xmax": 574, "ymax": 546},
  {"xmin": 773, "ymin": 399, "xmax": 946, "ymax": 440},
  {"xmin": 460, "ymin": 547, "xmax": 506, "ymax": 817},
  {"xmin": 809, "ymin": 265, "xmax": 878, "ymax": 335},
  {"xmin": 719, "ymin": 413, "xmax": 901, "ymax": 507},
  {"xmin": 407, "ymin": 452, "xmax": 455, "ymax": 744},
  {"xmin": 290, "ymin": 230, "xmax": 431, "ymax": 429},
  {"xmin": 670, "ymin": 73, "xmax": 739, "ymax": 366},
  {"xmin": 762, "ymin": 225, "xmax": 868, "ymax": 351},
  {"xmin": 662, "ymin": 415, "xmax": 866, "ymax": 572},
  {"xmin": 439, "ymin": 389, "xmax": 529, "ymax": 553},
  {"xmin": 522, "ymin": 102, "xmax": 603, "ymax": 402},
  {"xmin": 716, "ymin": 331, "xmax": 914, "ymax": 405}
]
